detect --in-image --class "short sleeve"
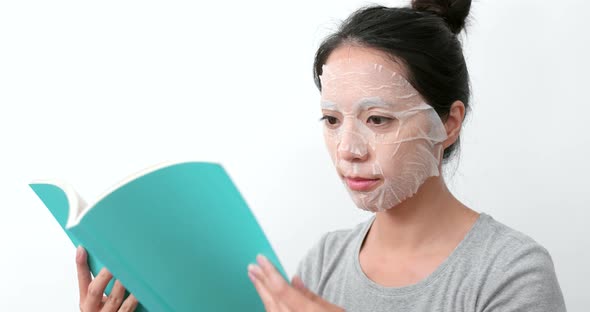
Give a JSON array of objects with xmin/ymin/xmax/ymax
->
[
  {"xmin": 479, "ymin": 241, "xmax": 567, "ymax": 312},
  {"xmin": 294, "ymin": 232, "xmax": 331, "ymax": 294}
]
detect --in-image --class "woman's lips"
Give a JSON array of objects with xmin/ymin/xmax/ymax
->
[{"xmin": 345, "ymin": 177, "xmax": 381, "ymax": 191}]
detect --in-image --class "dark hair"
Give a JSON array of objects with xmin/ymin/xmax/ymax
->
[{"xmin": 313, "ymin": 0, "xmax": 472, "ymax": 161}]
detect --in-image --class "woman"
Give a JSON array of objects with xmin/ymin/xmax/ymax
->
[
  {"xmin": 246, "ymin": 0, "xmax": 566, "ymax": 311},
  {"xmin": 75, "ymin": 0, "xmax": 567, "ymax": 311}
]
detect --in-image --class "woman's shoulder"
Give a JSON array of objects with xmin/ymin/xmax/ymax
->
[
  {"xmin": 462, "ymin": 212, "xmax": 559, "ymax": 280},
  {"xmin": 301, "ymin": 216, "xmax": 373, "ymax": 261},
  {"xmin": 322, "ymin": 217, "xmax": 374, "ymax": 251},
  {"xmin": 466, "ymin": 213, "xmax": 566, "ymax": 311},
  {"xmin": 473, "ymin": 213, "xmax": 552, "ymax": 261},
  {"xmin": 294, "ymin": 217, "xmax": 373, "ymax": 290}
]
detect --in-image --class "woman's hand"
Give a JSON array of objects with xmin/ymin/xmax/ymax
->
[
  {"xmin": 75, "ymin": 246, "xmax": 139, "ymax": 312},
  {"xmin": 248, "ymin": 255, "xmax": 344, "ymax": 312}
]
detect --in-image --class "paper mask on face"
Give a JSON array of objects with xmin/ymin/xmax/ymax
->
[{"xmin": 320, "ymin": 60, "xmax": 448, "ymax": 212}]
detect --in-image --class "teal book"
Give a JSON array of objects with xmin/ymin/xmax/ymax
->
[{"xmin": 30, "ymin": 161, "xmax": 286, "ymax": 311}]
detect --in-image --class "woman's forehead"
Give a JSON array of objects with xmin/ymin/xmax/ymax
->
[
  {"xmin": 319, "ymin": 60, "xmax": 423, "ymax": 110},
  {"xmin": 324, "ymin": 45, "xmax": 409, "ymax": 79},
  {"xmin": 320, "ymin": 62, "xmax": 411, "ymax": 89}
]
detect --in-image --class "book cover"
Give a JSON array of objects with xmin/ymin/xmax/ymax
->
[{"xmin": 30, "ymin": 161, "xmax": 286, "ymax": 311}]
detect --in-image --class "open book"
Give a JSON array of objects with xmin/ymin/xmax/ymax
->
[{"xmin": 30, "ymin": 161, "xmax": 286, "ymax": 311}]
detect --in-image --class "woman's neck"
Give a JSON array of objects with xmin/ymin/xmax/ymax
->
[{"xmin": 369, "ymin": 176, "xmax": 478, "ymax": 253}]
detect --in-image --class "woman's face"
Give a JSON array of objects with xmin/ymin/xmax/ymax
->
[{"xmin": 320, "ymin": 46, "xmax": 448, "ymax": 212}]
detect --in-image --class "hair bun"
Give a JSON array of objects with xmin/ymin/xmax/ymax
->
[{"xmin": 411, "ymin": 0, "xmax": 472, "ymax": 34}]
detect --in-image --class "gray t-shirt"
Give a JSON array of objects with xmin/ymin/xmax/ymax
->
[{"xmin": 296, "ymin": 213, "xmax": 566, "ymax": 311}]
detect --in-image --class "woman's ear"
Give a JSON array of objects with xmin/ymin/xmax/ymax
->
[{"xmin": 442, "ymin": 100, "xmax": 465, "ymax": 149}]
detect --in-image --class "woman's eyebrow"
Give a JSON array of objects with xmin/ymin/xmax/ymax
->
[
  {"xmin": 320, "ymin": 101, "xmax": 338, "ymax": 110},
  {"xmin": 356, "ymin": 97, "xmax": 392, "ymax": 110}
]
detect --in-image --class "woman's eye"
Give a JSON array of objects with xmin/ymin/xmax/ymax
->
[
  {"xmin": 320, "ymin": 115, "xmax": 340, "ymax": 126},
  {"xmin": 367, "ymin": 115, "xmax": 393, "ymax": 125}
]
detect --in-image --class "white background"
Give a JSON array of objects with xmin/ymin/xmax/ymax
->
[{"xmin": 1, "ymin": 0, "xmax": 588, "ymax": 310}]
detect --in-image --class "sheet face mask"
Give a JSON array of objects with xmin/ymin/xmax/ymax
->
[{"xmin": 319, "ymin": 60, "xmax": 448, "ymax": 212}]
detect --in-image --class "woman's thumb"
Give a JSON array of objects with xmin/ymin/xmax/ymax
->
[{"xmin": 291, "ymin": 276, "xmax": 319, "ymax": 302}]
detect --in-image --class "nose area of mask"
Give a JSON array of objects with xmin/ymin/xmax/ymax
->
[{"xmin": 337, "ymin": 129, "xmax": 368, "ymax": 159}]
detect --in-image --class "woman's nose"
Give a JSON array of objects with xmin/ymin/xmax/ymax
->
[{"xmin": 337, "ymin": 130, "xmax": 369, "ymax": 162}]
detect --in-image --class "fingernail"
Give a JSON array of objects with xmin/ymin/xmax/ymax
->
[
  {"xmin": 248, "ymin": 264, "xmax": 262, "ymax": 276},
  {"xmin": 256, "ymin": 254, "xmax": 270, "ymax": 267},
  {"xmin": 76, "ymin": 246, "xmax": 84, "ymax": 261},
  {"xmin": 248, "ymin": 271, "xmax": 257, "ymax": 283}
]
